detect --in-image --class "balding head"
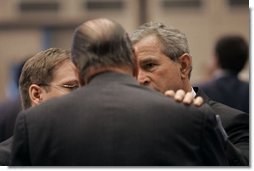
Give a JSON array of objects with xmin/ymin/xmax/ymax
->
[
  {"xmin": 71, "ymin": 18, "xmax": 135, "ymax": 84},
  {"xmin": 79, "ymin": 18, "xmax": 116, "ymax": 41}
]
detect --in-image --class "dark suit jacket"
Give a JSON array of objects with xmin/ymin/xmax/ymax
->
[
  {"xmin": 198, "ymin": 74, "xmax": 249, "ymax": 113},
  {"xmin": 10, "ymin": 72, "xmax": 228, "ymax": 166},
  {"xmin": 194, "ymin": 87, "xmax": 249, "ymax": 165},
  {"xmin": 0, "ymin": 98, "xmax": 21, "ymax": 142},
  {"xmin": 0, "ymin": 137, "xmax": 12, "ymax": 165}
]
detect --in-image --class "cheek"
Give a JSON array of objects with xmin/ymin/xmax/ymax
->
[
  {"xmin": 44, "ymin": 93, "xmax": 55, "ymax": 101},
  {"xmin": 158, "ymin": 67, "xmax": 181, "ymax": 91},
  {"xmin": 155, "ymin": 71, "xmax": 169, "ymax": 85},
  {"xmin": 149, "ymin": 70, "xmax": 171, "ymax": 92},
  {"xmin": 60, "ymin": 91, "xmax": 70, "ymax": 96},
  {"xmin": 54, "ymin": 90, "xmax": 69, "ymax": 97},
  {"xmin": 155, "ymin": 66, "xmax": 176, "ymax": 81},
  {"xmin": 44, "ymin": 91, "xmax": 62, "ymax": 100}
]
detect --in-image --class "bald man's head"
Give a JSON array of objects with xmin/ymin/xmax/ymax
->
[
  {"xmin": 71, "ymin": 18, "xmax": 135, "ymax": 83},
  {"xmin": 78, "ymin": 18, "xmax": 116, "ymax": 42}
]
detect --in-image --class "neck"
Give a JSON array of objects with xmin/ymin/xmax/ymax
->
[
  {"xmin": 84, "ymin": 66, "xmax": 133, "ymax": 84},
  {"xmin": 182, "ymin": 79, "xmax": 193, "ymax": 92}
]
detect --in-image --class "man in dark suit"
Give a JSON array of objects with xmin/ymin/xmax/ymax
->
[
  {"xmin": 131, "ymin": 21, "xmax": 249, "ymax": 165},
  {"xmin": 10, "ymin": 18, "xmax": 228, "ymax": 166},
  {"xmin": 0, "ymin": 98, "xmax": 21, "ymax": 143},
  {"xmin": 0, "ymin": 59, "xmax": 25, "ymax": 142},
  {"xmin": 0, "ymin": 48, "xmax": 80, "ymax": 165},
  {"xmin": 198, "ymin": 35, "xmax": 249, "ymax": 113}
]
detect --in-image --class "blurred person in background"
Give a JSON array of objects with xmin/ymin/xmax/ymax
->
[
  {"xmin": 198, "ymin": 35, "xmax": 249, "ymax": 113},
  {"xmin": 131, "ymin": 21, "xmax": 249, "ymax": 165},
  {"xmin": 0, "ymin": 59, "xmax": 27, "ymax": 142},
  {"xmin": 0, "ymin": 48, "xmax": 80, "ymax": 165}
]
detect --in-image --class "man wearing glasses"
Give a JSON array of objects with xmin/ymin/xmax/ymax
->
[{"xmin": 0, "ymin": 48, "xmax": 80, "ymax": 165}]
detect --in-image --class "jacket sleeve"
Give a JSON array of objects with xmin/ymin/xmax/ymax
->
[
  {"xmin": 227, "ymin": 113, "xmax": 249, "ymax": 162},
  {"xmin": 208, "ymin": 101, "xmax": 249, "ymax": 165},
  {"xmin": 10, "ymin": 111, "xmax": 31, "ymax": 166},
  {"xmin": 199, "ymin": 104, "xmax": 229, "ymax": 165}
]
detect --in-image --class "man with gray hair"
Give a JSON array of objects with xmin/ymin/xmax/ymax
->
[
  {"xmin": 11, "ymin": 18, "xmax": 228, "ymax": 166},
  {"xmin": 131, "ymin": 21, "xmax": 249, "ymax": 165}
]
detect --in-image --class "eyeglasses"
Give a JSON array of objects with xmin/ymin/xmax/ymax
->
[{"xmin": 38, "ymin": 83, "xmax": 79, "ymax": 92}]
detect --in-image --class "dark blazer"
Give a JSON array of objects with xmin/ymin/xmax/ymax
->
[
  {"xmin": 198, "ymin": 74, "xmax": 249, "ymax": 113},
  {"xmin": 0, "ymin": 98, "xmax": 21, "ymax": 142},
  {"xmin": 194, "ymin": 87, "xmax": 249, "ymax": 165},
  {"xmin": 0, "ymin": 137, "xmax": 12, "ymax": 165},
  {"xmin": 10, "ymin": 72, "xmax": 228, "ymax": 166}
]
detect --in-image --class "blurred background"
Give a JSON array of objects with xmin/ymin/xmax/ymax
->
[{"xmin": 0, "ymin": 0, "xmax": 249, "ymax": 101}]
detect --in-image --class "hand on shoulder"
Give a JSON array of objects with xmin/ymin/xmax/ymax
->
[{"xmin": 164, "ymin": 89, "xmax": 204, "ymax": 107}]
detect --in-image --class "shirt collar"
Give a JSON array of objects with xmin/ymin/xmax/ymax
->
[{"xmin": 191, "ymin": 87, "xmax": 196, "ymax": 97}]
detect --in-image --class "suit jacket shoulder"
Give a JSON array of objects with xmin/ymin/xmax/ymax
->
[
  {"xmin": 0, "ymin": 137, "xmax": 13, "ymax": 165},
  {"xmin": 194, "ymin": 87, "xmax": 249, "ymax": 165}
]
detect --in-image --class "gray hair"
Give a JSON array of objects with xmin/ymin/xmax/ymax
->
[{"xmin": 130, "ymin": 21, "xmax": 190, "ymax": 61}]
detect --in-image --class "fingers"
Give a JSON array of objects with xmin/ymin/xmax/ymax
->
[
  {"xmin": 193, "ymin": 96, "xmax": 204, "ymax": 107},
  {"xmin": 174, "ymin": 89, "xmax": 185, "ymax": 102},
  {"xmin": 165, "ymin": 89, "xmax": 187, "ymax": 102},
  {"xmin": 164, "ymin": 90, "xmax": 175, "ymax": 97},
  {"xmin": 182, "ymin": 92, "xmax": 193, "ymax": 105},
  {"xmin": 164, "ymin": 89, "xmax": 204, "ymax": 107}
]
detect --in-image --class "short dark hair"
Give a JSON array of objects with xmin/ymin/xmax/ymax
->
[
  {"xmin": 19, "ymin": 48, "xmax": 71, "ymax": 109},
  {"xmin": 71, "ymin": 18, "xmax": 135, "ymax": 83},
  {"xmin": 215, "ymin": 35, "xmax": 248, "ymax": 74}
]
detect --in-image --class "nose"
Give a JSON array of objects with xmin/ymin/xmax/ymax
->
[{"xmin": 137, "ymin": 71, "xmax": 150, "ymax": 86}]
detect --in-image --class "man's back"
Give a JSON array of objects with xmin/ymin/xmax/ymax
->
[{"xmin": 11, "ymin": 72, "xmax": 228, "ymax": 166}]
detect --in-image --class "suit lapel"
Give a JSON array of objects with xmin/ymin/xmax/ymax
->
[{"xmin": 193, "ymin": 87, "xmax": 211, "ymax": 103}]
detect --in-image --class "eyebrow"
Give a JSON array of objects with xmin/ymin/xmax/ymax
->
[
  {"xmin": 139, "ymin": 57, "xmax": 158, "ymax": 64},
  {"xmin": 62, "ymin": 80, "xmax": 80, "ymax": 85}
]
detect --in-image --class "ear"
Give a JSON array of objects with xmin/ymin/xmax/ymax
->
[
  {"xmin": 178, "ymin": 53, "xmax": 192, "ymax": 79},
  {"xmin": 28, "ymin": 84, "xmax": 45, "ymax": 106}
]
